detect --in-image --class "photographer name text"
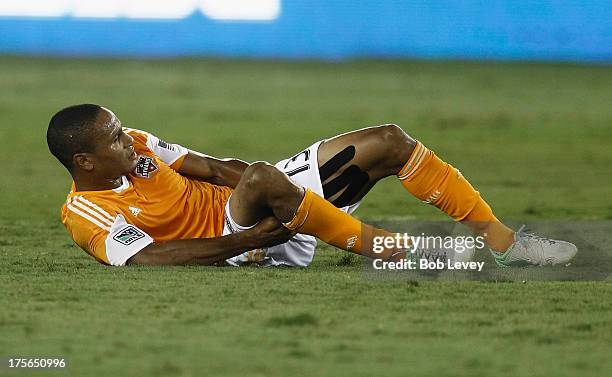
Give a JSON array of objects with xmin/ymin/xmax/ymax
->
[{"xmin": 373, "ymin": 258, "xmax": 485, "ymax": 271}]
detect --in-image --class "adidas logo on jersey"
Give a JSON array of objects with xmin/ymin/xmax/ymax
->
[
  {"xmin": 346, "ymin": 235, "xmax": 358, "ymax": 249},
  {"xmin": 129, "ymin": 206, "xmax": 142, "ymax": 217}
]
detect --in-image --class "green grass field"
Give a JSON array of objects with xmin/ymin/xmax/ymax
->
[{"xmin": 0, "ymin": 57, "xmax": 611, "ymax": 377}]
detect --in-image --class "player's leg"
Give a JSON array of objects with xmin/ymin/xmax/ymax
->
[
  {"xmin": 316, "ymin": 124, "xmax": 515, "ymax": 252},
  {"xmin": 316, "ymin": 124, "xmax": 577, "ymax": 266},
  {"xmin": 228, "ymin": 161, "xmax": 400, "ymax": 260},
  {"xmin": 227, "ymin": 161, "xmax": 303, "ymax": 226}
]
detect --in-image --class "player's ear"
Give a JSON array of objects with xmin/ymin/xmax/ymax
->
[{"xmin": 73, "ymin": 153, "xmax": 95, "ymax": 172}]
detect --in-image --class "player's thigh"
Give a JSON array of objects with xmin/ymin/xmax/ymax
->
[
  {"xmin": 317, "ymin": 124, "xmax": 415, "ymax": 206},
  {"xmin": 318, "ymin": 124, "xmax": 414, "ymax": 179}
]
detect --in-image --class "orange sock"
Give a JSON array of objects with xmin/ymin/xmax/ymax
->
[
  {"xmin": 398, "ymin": 141, "xmax": 497, "ymax": 222},
  {"xmin": 399, "ymin": 141, "xmax": 515, "ymax": 251},
  {"xmin": 284, "ymin": 189, "xmax": 396, "ymax": 258}
]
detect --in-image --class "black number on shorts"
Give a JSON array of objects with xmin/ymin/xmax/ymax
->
[
  {"xmin": 284, "ymin": 149, "xmax": 311, "ymax": 176},
  {"xmin": 286, "ymin": 165, "xmax": 310, "ymax": 176}
]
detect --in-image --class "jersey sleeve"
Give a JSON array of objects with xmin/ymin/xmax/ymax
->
[
  {"xmin": 125, "ymin": 128, "xmax": 189, "ymax": 170},
  {"xmin": 63, "ymin": 198, "xmax": 153, "ymax": 266}
]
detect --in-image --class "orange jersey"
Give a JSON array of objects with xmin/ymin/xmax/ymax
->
[{"xmin": 61, "ymin": 128, "xmax": 233, "ymax": 266}]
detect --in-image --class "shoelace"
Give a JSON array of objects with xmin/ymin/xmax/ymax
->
[
  {"xmin": 516, "ymin": 225, "xmax": 558, "ymax": 245},
  {"xmin": 515, "ymin": 224, "xmax": 559, "ymax": 265}
]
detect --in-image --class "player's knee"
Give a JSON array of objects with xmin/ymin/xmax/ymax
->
[
  {"xmin": 243, "ymin": 161, "xmax": 278, "ymax": 191},
  {"xmin": 374, "ymin": 124, "xmax": 415, "ymax": 166},
  {"xmin": 243, "ymin": 161, "xmax": 300, "ymax": 207},
  {"xmin": 378, "ymin": 123, "xmax": 412, "ymax": 148}
]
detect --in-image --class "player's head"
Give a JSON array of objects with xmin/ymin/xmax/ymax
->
[{"xmin": 47, "ymin": 104, "xmax": 138, "ymax": 177}]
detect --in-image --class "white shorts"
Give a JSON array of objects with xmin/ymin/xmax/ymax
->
[{"xmin": 223, "ymin": 140, "xmax": 360, "ymax": 267}]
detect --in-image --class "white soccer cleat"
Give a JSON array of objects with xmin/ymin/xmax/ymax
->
[{"xmin": 491, "ymin": 225, "xmax": 578, "ymax": 267}]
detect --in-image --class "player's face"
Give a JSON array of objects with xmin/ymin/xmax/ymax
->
[{"xmin": 92, "ymin": 108, "xmax": 138, "ymax": 177}]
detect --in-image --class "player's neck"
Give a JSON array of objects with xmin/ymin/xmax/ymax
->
[{"xmin": 73, "ymin": 175, "xmax": 124, "ymax": 192}]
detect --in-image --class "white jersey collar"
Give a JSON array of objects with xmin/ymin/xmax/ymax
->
[{"xmin": 112, "ymin": 176, "xmax": 130, "ymax": 193}]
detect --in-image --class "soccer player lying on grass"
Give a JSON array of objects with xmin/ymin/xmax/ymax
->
[{"xmin": 46, "ymin": 104, "xmax": 577, "ymax": 268}]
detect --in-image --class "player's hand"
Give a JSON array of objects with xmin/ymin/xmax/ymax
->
[{"xmin": 248, "ymin": 216, "xmax": 294, "ymax": 247}]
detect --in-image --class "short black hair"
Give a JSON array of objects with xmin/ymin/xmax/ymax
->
[{"xmin": 47, "ymin": 104, "xmax": 103, "ymax": 171}]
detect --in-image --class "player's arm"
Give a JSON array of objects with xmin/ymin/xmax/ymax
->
[
  {"xmin": 126, "ymin": 217, "xmax": 290, "ymax": 266},
  {"xmin": 125, "ymin": 128, "xmax": 248, "ymax": 188},
  {"xmin": 178, "ymin": 151, "xmax": 248, "ymax": 188}
]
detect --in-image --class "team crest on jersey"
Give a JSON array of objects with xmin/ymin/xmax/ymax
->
[
  {"xmin": 113, "ymin": 226, "xmax": 145, "ymax": 245},
  {"xmin": 134, "ymin": 155, "xmax": 158, "ymax": 179}
]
